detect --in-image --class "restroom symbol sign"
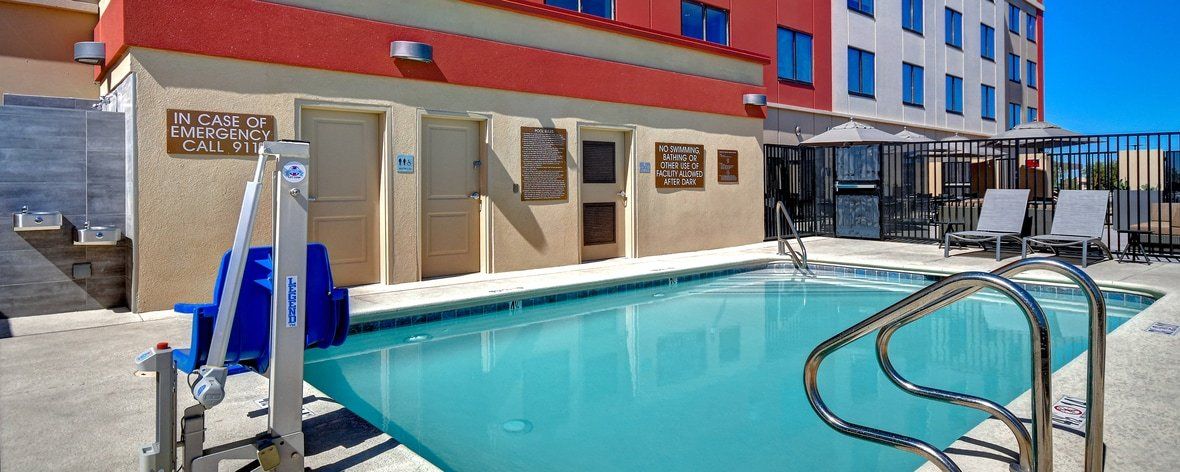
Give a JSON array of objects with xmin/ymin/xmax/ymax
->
[{"xmin": 397, "ymin": 154, "xmax": 415, "ymax": 174}]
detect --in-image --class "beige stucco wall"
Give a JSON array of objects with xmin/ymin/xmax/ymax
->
[
  {"xmin": 0, "ymin": 1, "xmax": 98, "ymax": 99},
  {"xmin": 126, "ymin": 48, "xmax": 764, "ymax": 311}
]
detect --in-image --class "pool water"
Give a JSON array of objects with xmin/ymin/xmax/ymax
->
[{"xmin": 305, "ymin": 266, "xmax": 1148, "ymax": 471}]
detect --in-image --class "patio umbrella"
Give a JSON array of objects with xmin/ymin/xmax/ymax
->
[
  {"xmin": 800, "ymin": 120, "xmax": 908, "ymax": 146},
  {"xmin": 987, "ymin": 121, "xmax": 1080, "ymax": 149},
  {"xmin": 927, "ymin": 134, "xmax": 1004, "ymax": 158},
  {"xmin": 895, "ymin": 128, "xmax": 933, "ymax": 143}
]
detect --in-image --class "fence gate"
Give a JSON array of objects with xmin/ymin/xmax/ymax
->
[{"xmin": 764, "ymin": 145, "xmax": 827, "ymax": 240}]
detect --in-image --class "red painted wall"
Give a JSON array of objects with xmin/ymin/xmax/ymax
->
[
  {"xmin": 95, "ymin": 0, "xmax": 769, "ymax": 118},
  {"xmin": 1037, "ymin": 9, "xmax": 1045, "ymax": 118}
]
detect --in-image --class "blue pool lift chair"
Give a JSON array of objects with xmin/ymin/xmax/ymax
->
[{"xmin": 172, "ymin": 243, "xmax": 350, "ymax": 375}]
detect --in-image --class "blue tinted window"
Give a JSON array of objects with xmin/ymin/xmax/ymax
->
[
  {"xmin": 1007, "ymin": 53, "xmax": 1021, "ymax": 82},
  {"xmin": 546, "ymin": 0, "xmax": 613, "ymax": 19},
  {"xmin": 980, "ymin": 24, "xmax": 995, "ymax": 60},
  {"xmin": 777, "ymin": 28, "xmax": 813, "ymax": 83},
  {"xmin": 849, "ymin": 0, "xmax": 874, "ymax": 16},
  {"xmin": 681, "ymin": 1, "xmax": 704, "ymax": 40},
  {"xmin": 903, "ymin": 0, "xmax": 923, "ymax": 33},
  {"xmin": 981, "ymin": 85, "xmax": 996, "ymax": 120},
  {"xmin": 903, "ymin": 63, "xmax": 924, "ymax": 106},
  {"xmin": 1027, "ymin": 13, "xmax": 1037, "ymax": 40},
  {"xmin": 705, "ymin": 7, "xmax": 729, "ymax": 45},
  {"xmin": 1027, "ymin": 60, "xmax": 1037, "ymax": 88},
  {"xmin": 848, "ymin": 48, "xmax": 875, "ymax": 97},
  {"xmin": 945, "ymin": 8, "xmax": 962, "ymax": 48},
  {"xmin": 1028, "ymin": 107, "xmax": 1038, "ymax": 122},
  {"xmin": 1008, "ymin": 4, "xmax": 1021, "ymax": 33},
  {"xmin": 682, "ymin": 1, "xmax": 728, "ymax": 45},
  {"xmin": 945, "ymin": 75, "xmax": 963, "ymax": 114},
  {"xmin": 1007, "ymin": 102, "xmax": 1022, "ymax": 129}
]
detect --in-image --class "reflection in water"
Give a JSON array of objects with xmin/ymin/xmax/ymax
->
[{"xmin": 306, "ymin": 271, "xmax": 1142, "ymax": 472}]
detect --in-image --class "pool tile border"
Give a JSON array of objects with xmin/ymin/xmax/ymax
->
[{"xmin": 348, "ymin": 262, "xmax": 1155, "ymax": 335}]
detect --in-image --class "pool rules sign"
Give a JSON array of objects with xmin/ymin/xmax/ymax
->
[
  {"xmin": 654, "ymin": 142, "xmax": 705, "ymax": 189},
  {"xmin": 166, "ymin": 109, "xmax": 276, "ymax": 156}
]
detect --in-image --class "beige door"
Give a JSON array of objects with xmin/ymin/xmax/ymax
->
[
  {"xmin": 421, "ymin": 117, "xmax": 481, "ymax": 278},
  {"xmin": 300, "ymin": 109, "xmax": 382, "ymax": 286},
  {"xmin": 580, "ymin": 129, "xmax": 627, "ymax": 262}
]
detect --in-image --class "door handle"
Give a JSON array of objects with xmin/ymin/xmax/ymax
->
[
  {"xmin": 616, "ymin": 191, "xmax": 627, "ymax": 199},
  {"xmin": 469, "ymin": 191, "xmax": 481, "ymax": 200}
]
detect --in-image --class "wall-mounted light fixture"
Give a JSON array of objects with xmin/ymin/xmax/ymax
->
[
  {"xmin": 743, "ymin": 93, "xmax": 767, "ymax": 107},
  {"xmin": 73, "ymin": 41, "xmax": 106, "ymax": 65},
  {"xmin": 390, "ymin": 41, "xmax": 433, "ymax": 63}
]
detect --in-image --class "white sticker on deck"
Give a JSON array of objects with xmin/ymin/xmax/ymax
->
[
  {"xmin": 285, "ymin": 276, "xmax": 298, "ymax": 327},
  {"xmin": 1051, "ymin": 395, "xmax": 1087, "ymax": 434},
  {"xmin": 1147, "ymin": 322, "xmax": 1179, "ymax": 336}
]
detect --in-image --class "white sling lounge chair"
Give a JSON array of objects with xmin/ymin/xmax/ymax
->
[
  {"xmin": 1021, "ymin": 190, "xmax": 1113, "ymax": 267},
  {"xmin": 944, "ymin": 189, "xmax": 1030, "ymax": 261}
]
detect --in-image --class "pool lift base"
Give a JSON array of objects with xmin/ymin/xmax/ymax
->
[{"xmin": 134, "ymin": 141, "xmax": 346, "ymax": 472}]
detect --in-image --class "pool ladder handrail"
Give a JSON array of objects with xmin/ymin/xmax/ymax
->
[
  {"xmin": 804, "ymin": 257, "xmax": 1109, "ymax": 472},
  {"xmin": 774, "ymin": 201, "xmax": 814, "ymax": 276},
  {"xmin": 804, "ymin": 270, "xmax": 1054, "ymax": 472},
  {"xmin": 875, "ymin": 258, "xmax": 1107, "ymax": 472}
]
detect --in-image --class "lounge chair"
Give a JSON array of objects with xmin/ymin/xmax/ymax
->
[
  {"xmin": 1021, "ymin": 190, "xmax": 1113, "ymax": 267},
  {"xmin": 944, "ymin": 189, "xmax": 1031, "ymax": 261}
]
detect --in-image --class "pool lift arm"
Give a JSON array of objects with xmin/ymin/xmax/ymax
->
[{"xmin": 135, "ymin": 140, "xmax": 312, "ymax": 472}]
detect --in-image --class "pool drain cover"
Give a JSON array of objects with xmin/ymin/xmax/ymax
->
[{"xmin": 501, "ymin": 419, "xmax": 533, "ymax": 434}]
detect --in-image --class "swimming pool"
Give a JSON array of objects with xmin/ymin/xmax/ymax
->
[{"xmin": 305, "ymin": 263, "xmax": 1152, "ymax": 471}]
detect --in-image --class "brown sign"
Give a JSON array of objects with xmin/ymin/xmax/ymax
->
[
  {"xmin": 520, "ymin": 127, "xmax": 569, "ymax": 201},
  {"xmin": 166, "ymin": 109, "xmax": 276, "ymax": 156},
  {"xmin": 717, "ymin": 149, "xmax": 739, "ymax": 183},
  {"xmin": 654, "ymin": 142, "xmax": 705, "ymax": 189}
]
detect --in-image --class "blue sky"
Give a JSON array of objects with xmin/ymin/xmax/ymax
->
[{"xmin": 1047, "ymin": 1, "xmax": 1180, "ymax": 134}]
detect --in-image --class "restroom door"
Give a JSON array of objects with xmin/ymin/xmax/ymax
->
[
  {"xmin": 421, "ymin": 117, "xmax": 482, "ymax": 278},
  {"xmin": 580, "ymin": 129, "xmax": 627, "ymax": 262},
  {"xmin": 300, "ymin": 109, "xmax": 382, "ymax": 286}
]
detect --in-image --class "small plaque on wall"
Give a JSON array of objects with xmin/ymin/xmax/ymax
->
[
  {"xmin": 717, "ymin": 149, "xmax": 739, "ymax": 183},
  {"xmin": 654, "ymin": 142, "xmax": 705, "ymax": 189},
  {"xmin": 520, "ymin": 127, "xmax": 569, "ymax": 201},
  {"xmin": 166, "ymin": 109, "xmax": 275, "ymax": 156}
]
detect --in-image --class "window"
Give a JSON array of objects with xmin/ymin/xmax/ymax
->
[
  {"xmin": 903, "ymin": 63, "xmax": 924, "ymax": 106},
  {"xmin": 1008, "ymin": 4, "xmax": 1021, "ymax": 33},
  {"xmin": 545, "ymin": 0, "xmax": 613, "ymax": 19},
  {"xmin": 1027, "ymin": 107, "xmax": 1038, "ymax": 122},
  {"xmin": 847, "ymin": 47, "xmax": 875, "ymax": 97},
  {"xmin": 777, "ymin": 28, "xmax": 814, "ymax": 83},
  {"xmin": 682, "ymin": 1, "xmax": 729, "ymax": 45},
  {"xmin": 1007, "ymin": 53, "xmax": 1022, "ymax": 82},
  {"xmin": 848, "ymin": 0, "xmax": 874, "ymax": 16},
  {"xmin": 945, "ymin": 75, "xmax": 963, "ymax": 114},
  {"xmin": 1007, "ymin": 102, "xmax": 1022, "ymax": 129},
  {"xmin": 1027, "ymin": 13, "xmax": 1037, "ymax": 41},
  {"xmin": 981, "ymin": 85, "xmax": 996, "ymax": 120},
  {"xmin": 902, "ymin": 0, "xmax": 922, "ymax": 33},
  {"xmin": 980, "ymin": 24, "xmax": 996, "ymax": 60},
  {"xmin": 945, "ymin": 8, "xmax": 963, "ymax": 48},
  {"xmin": 1027, "ymin": 60, "xmax": 1038, "ymax": 88}
]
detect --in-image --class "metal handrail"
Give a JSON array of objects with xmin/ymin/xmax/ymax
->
[
  {"xmin": 774, "ymin": 201, "xmax": 814, "ymax": 276},
  {"xmin": 803, "ymin": 272, "xmax": 1053, "ymax": 472},
  {"xmin": 876, "ymin": 258, "xmax": 1107, "ymax": 472}
]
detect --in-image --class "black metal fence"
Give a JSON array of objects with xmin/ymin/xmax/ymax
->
[{"xmin": 765, "ymin": 132, "xmax": 1180, "ymax": 259}]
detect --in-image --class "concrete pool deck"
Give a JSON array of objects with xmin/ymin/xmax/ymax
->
[{"xmin": 1, "ymin": 238, "xmax": 1177, "ymax": 471}]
